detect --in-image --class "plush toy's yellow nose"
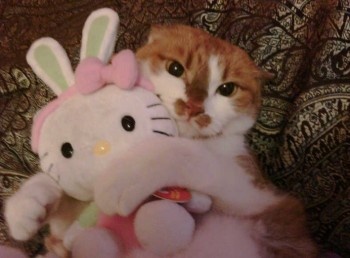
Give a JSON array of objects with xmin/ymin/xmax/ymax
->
[{"xmin": 93, "ymin": 140, "xmax": 111, "ymax": 156}]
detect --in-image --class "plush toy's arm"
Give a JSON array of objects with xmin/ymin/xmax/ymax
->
[{"xmin": 5, "ymin": 173, "xmax": 62, "ymax": 241}]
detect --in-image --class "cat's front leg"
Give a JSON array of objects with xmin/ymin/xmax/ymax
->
[
  {"xmin": 94, "ymin": 137, "xmax": 280, "ymax": 218},
  {"xmin": 5, "ymin": 173, "xmax": 62, "ymax": 241},
  {"xmin": 94, "ymin": 137, "xmax": 224, "ymax": 216}
]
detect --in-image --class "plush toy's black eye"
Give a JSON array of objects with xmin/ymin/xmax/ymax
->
[
  {"xmin": 121, "ymin": 115, "xmax": 136, "ymax": 132},
  {"xmin": 216, "ymin": 82, "xmax": 237, "ymax": 97},
  {"xmin": 61, "ymin": 142, "xmax": 74, "ymax": 158},
  {"xmin": 167, "ymin": 61, "xmax": 184, "ymax": 77}
]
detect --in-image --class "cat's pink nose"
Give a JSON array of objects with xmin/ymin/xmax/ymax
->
[{"xmin": 186, "ymin": 101, "xmax": 204, "ymax": 117}]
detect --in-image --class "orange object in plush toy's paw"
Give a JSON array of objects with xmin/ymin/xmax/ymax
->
[{"xmin": 153, "ymin": 187, "xmax": 191, "ymax": 203}]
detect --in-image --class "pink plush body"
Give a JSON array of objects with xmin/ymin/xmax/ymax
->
[
  {"xmin": 125, "ymin": 211, "xmax": 260, "ymax": 258},
  {"xmin": 86, "ymin": 208, "xmax": 261, "ymax": 258}
]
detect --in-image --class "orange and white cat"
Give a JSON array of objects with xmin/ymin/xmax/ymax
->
[{"xmin": 93, "ymin": 25, "xmax": 318, "ymax": 257}]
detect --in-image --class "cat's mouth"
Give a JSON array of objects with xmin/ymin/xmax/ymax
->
[
  {"xmin": 173, "ymin": 99, "xmax": 201, "ymax": 117},
  {"xmin": 170, "ymin": 98, "xmax": 224, "ymax": 138},
  {"xmin": 190, "ymin": 113, "xmax": 211, "ymax": 128},
  {"xmin": 175, "ymin": 117, "xmax": 223, "ymax": 139}
]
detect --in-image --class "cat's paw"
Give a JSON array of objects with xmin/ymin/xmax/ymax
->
[
  {"xmin": 5, "ymin": 181, "xmax": 62, "ymax": 241},
  {"xmin": 6, "ymin": 194, "xmax": 46, "ymax": 241}
]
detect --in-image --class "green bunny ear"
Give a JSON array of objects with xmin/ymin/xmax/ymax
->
[
  {"xmin": 80, "ymin": 8, "xmax": 119, "ymax": 63},
  {"xmin": 26, "ymin": 38, "xmax": 74, "ymax": 95}
]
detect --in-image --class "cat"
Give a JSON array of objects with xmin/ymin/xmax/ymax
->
[{"xmin": 124, "ymin": 24, "xmax": 319, "ymax": 258}]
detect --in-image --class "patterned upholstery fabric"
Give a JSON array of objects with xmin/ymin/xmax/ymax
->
[{"xmin": 0, "ymin": 0, "xmax": 349, "ymax": 256}]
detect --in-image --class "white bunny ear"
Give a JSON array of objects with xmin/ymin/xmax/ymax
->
[
  {"xmin": 26, "ymin": 37, "xmax": 74, "ymax": 95},
  {"xmin": 80, "ymin": 8, "xmax": 119, "ymax": 63}
]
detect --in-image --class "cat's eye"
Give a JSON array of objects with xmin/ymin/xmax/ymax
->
[
  {"xmin": 167, "ymin": 61, "xmax": 184, "ymax": 77},
  {"xmin": 121, "ymin": 115, "xmax": 136, "ymax": 132},
  {"xmin": 216, "ymin": 82, "xmax": 237, "ymax": 97},
  {"xmin": 61, "ymin": 142, "xmax": 74, "ymax": 159}
]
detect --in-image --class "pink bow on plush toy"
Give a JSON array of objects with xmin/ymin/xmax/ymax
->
[
  {"xmin": 75, "ymin": 49, "xmax": 154, "ymax": 94},
  {"xmin": 31, "ymin": 49, "xmax": 153, "ymax": 153}
]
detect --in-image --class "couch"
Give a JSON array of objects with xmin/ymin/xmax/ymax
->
[{"xmin": 0, "ymin": 0, "xmax": 349, "ymax": 256}]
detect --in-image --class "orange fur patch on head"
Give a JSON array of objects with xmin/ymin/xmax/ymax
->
[
  {"xmin": 137, "ymin": 25, "xmax": 211, "ymax": 85},
  {"xmin": 215, "ymin": 45, "xmax": 265, "ymax": 118}
]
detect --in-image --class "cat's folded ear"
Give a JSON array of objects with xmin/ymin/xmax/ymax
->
[
  {"xmin": 255, "ymin": 68, "xmax": 274, "ymax": 84},
  {"xmin": 147, "ymin": 25, "xmax": 165, "ymax": 44}
]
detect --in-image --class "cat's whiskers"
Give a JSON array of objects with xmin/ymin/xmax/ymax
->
[
  {"xmin": 44, "ymin": 163, "xmax": 61, "ymax": 185},
  {"xmin": 39, "ymin": 152, "xmax": 49, "ymax": 160},
  {"xmin": 46, "ymin": 163, "xmax": 54, "ymax": 174}
]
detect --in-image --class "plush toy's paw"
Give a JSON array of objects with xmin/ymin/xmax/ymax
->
[
  {"xmin": 135, "ymin": 200, "xmax": 195, "ymax": 256},
  {"xmin": 5, "ymin": 180, "xmax": 61, "ymax": 241},
  {"xmin": 71, "ymin": 227, "xmax": 120, "ymax": 258}
]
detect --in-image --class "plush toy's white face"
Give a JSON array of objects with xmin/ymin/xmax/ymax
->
[{"xmin": 38, "ymin": 86, "xmax": 177, "ymax": 201}]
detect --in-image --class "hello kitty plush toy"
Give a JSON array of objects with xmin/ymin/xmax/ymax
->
[{"xmin": 3, "ymin": 8, "xmax": 210, "ymax": 258}]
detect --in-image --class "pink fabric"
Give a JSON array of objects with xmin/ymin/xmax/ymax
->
[
  {"xmin": 31, "ymin": 86, "xmax": 78, "ymax": 152},
  {"xmin": 75, "ymin": 49, "xmax": 153, "ymax": 94},
  {"xmin": 98, "ymin": 213, "xmax": 141, "ymax": 251}
]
